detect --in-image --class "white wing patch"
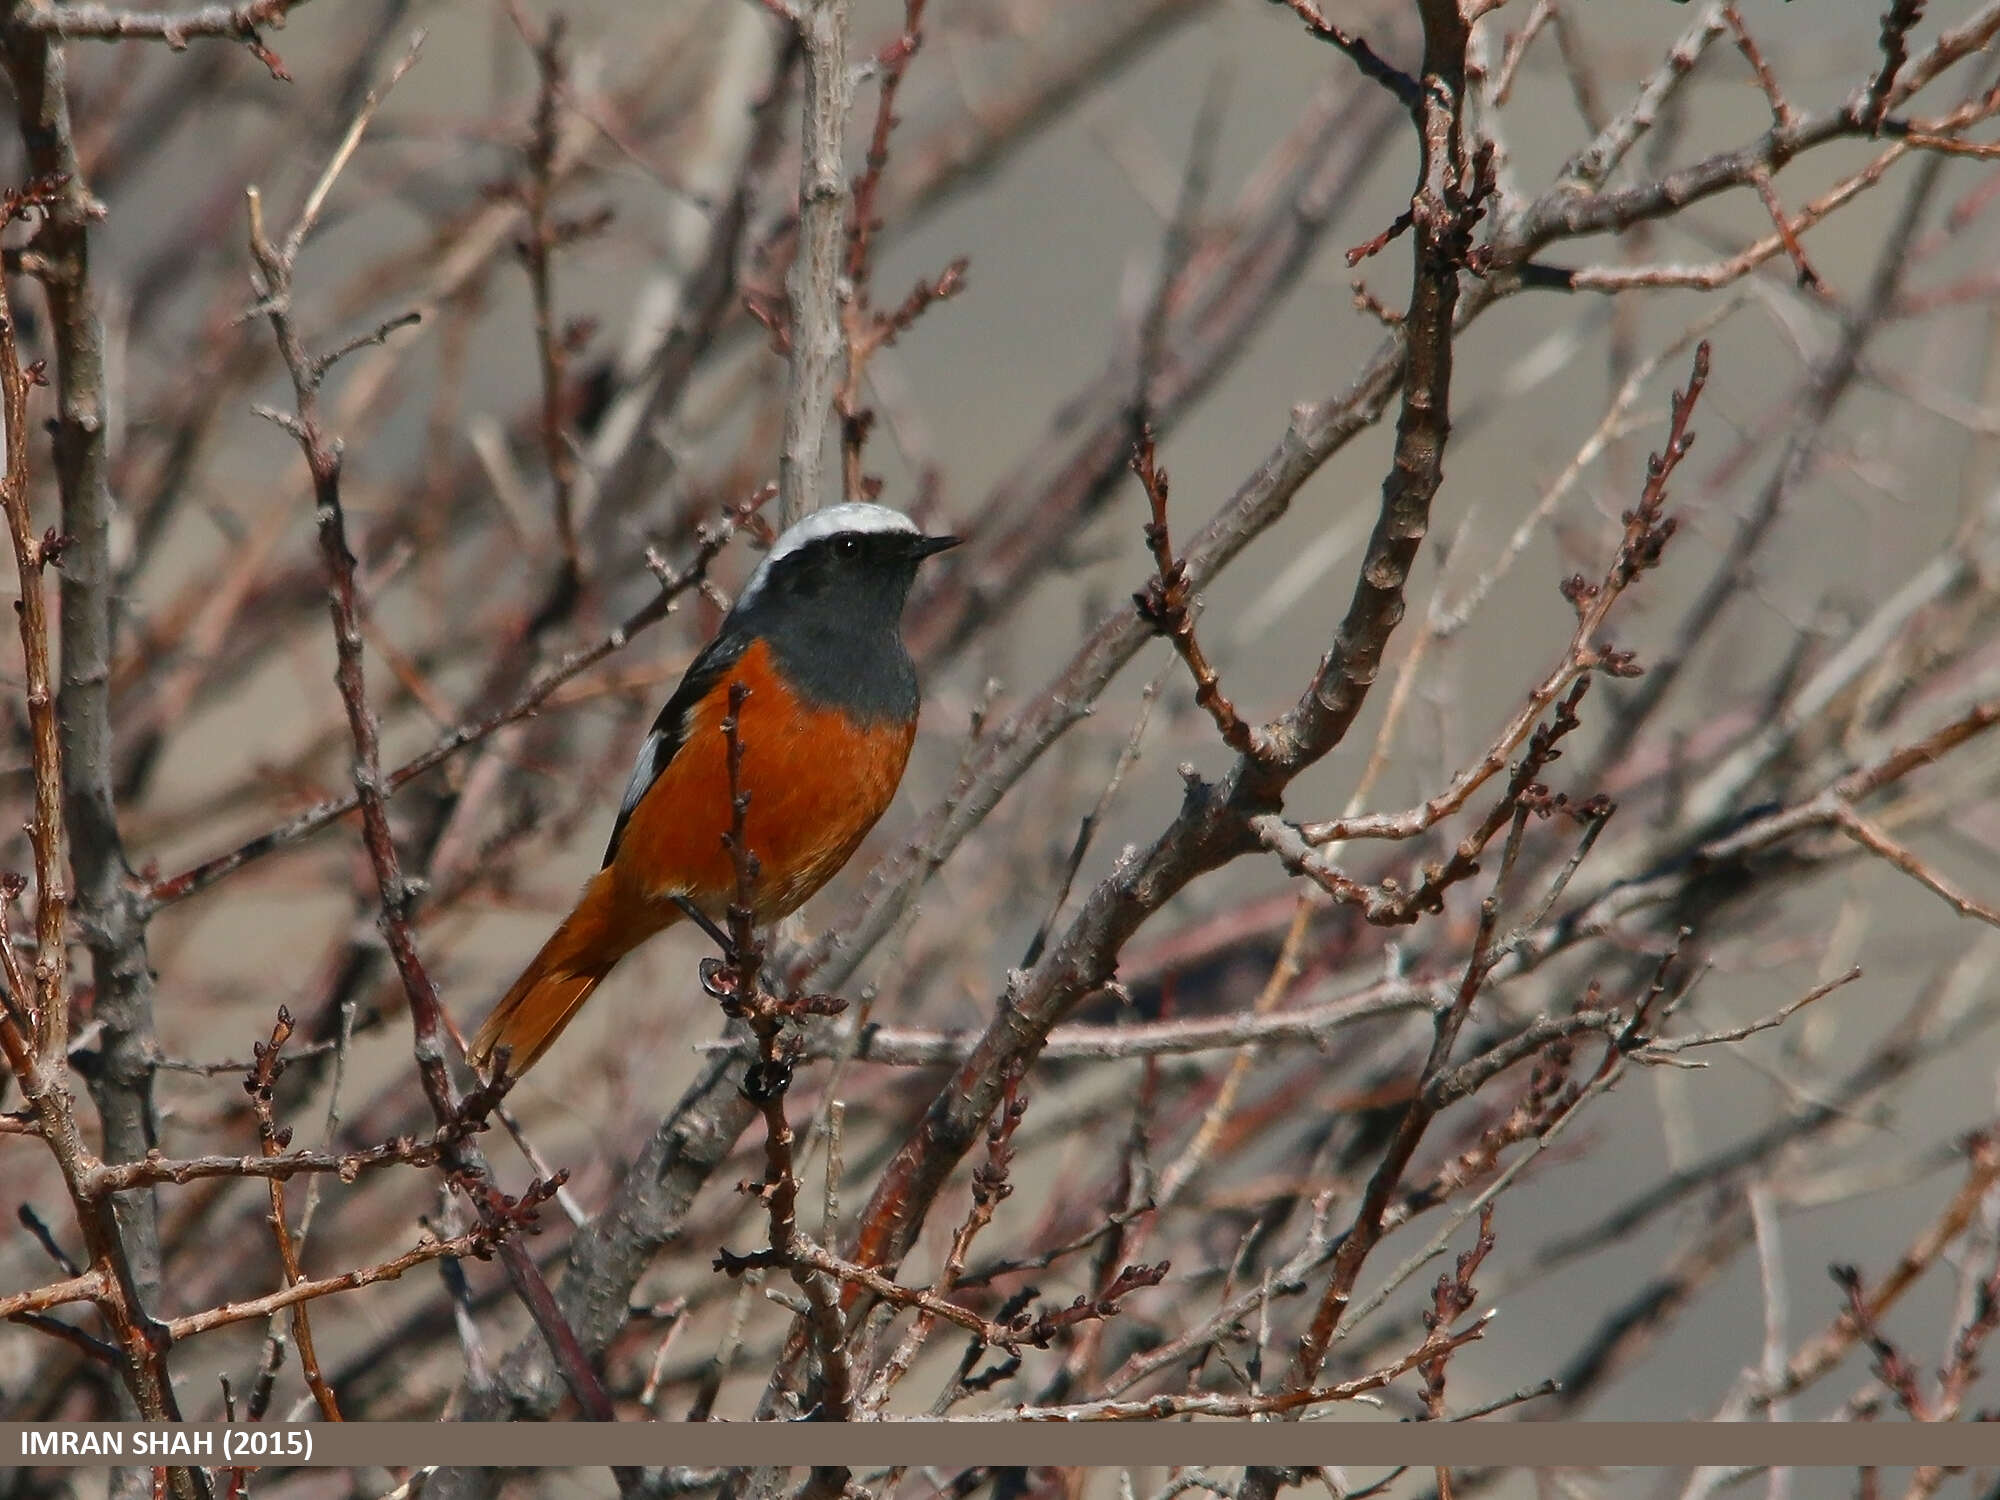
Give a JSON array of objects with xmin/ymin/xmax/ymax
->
[
  {"xmin": 617, "ymin": 729, "xmax": 665, "ymax": 825},
  {"xmin": 734, "ymin": 502, "xmax": 918, "ymax": 611}
]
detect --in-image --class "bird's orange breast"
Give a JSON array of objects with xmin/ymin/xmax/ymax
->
[{"xmin": 607, "ymin": 638, "xmax": 916, "ymax": 923}]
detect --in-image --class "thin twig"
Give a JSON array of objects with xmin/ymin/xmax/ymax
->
[
  {"xmin": 242, "ymin": 1008, "xmax": 342, "ymax": 1420},
  {"xmin": 1131, "ymin": 428, "xmax": 1257, "ymax": 756},
  {"xmin": 143, "ymin": 494, "xmax": 766, "ymax": 909},
  {"xmin": 241, "ymin": 42, "xmax": 614, "ymax": 1427}
]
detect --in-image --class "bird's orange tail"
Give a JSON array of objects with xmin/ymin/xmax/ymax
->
[{"xmin": 468, "ymin": 870, "xmax": 662, "ymax": 1076}]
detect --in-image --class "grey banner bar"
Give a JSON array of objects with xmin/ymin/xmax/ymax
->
[{"xmin": 6, "ymin": 1423, "xmax": 1995, "ymax": 1470}]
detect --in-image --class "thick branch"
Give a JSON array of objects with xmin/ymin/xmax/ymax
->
[
  {"xmin": 14, "ymin": 0, "xmax": 315, "ymax": 78},
  {"xmin": 13, "ymin": 0, "xmax": 306, "ymax": 39},
  {"xmin": 838, "ymin": 0, "xmax": 1478, "ymax": 1324},
  {"xmin": 0, "ymin": 23, "xmax": 190, "ymax": 1468}
]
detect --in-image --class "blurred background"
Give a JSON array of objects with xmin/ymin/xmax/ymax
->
[{"xmin": 5, "ymin": 0, "xmax": 2000, "ymax": 1494}]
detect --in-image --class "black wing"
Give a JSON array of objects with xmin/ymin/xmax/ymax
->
[{"xmin": 600, "ymin": 627, "xmax": 751, "ymax": 866}]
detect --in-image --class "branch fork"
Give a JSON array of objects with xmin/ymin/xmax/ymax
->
[{"xmin": 1130, "ymin": 428, "xmax": 1258, "ymax": 757}]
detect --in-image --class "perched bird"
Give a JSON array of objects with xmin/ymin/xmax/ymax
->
[{"xmin": 469, "ymin": 503, "xmax": 958, "ymax": 1075}]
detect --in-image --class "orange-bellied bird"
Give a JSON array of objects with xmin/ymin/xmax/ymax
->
[{"xmin": 468, "ymin": 503, "xmax": 958, "ymax": 1075}]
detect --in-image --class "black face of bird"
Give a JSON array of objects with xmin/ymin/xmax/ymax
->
[
  {"xmin": 740, "ymin": 526, "xmax": 959, "ymax": 635},
  {"xmin": 727, "ymin": 513, "xmax": 958, "ymax": 722}
]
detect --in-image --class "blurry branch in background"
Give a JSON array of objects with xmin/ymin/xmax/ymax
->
[
  {"xmin": 3, "ymin": 0, "xmax": 2000, "ymax": 1494},
  {"xmin": 772, "ymin": 0, "xmax": 850, "ymax": 526}
]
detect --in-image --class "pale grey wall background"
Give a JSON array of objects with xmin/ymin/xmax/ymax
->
[{"xmin": 4, "ymin": 0, "xmax": 1999, "ymax": 1485}]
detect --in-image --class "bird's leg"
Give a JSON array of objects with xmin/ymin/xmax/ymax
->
[{"xmin": 673, "ymin": 894, "xmax": 735, "ymax": 955}]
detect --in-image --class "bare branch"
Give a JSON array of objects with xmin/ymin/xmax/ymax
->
[
  {"xmin": 241, "ymin": 42, "xmax": 615, "ymax": 1430},
  {"xmin": 13, "ymin": 0, "xmax": 313, "ymax": 79},
  {"xmin": 1865, "ymin": 0, "xmax": 1928, "ymax": 132},
  {"xmin": 1268, "ymin": 0, "xmax": 1422, "ymax": 114},
  {"xmin": 1130, "ymin": 428, "xmax": 1256, "ymax": 755},
  {"xmin": 775, "ymin": 0, "xmax": 852, "ymax": 525},
  {"xmin": 0, "ymin": 30, "xmax": 196, "ymax": 1467}
]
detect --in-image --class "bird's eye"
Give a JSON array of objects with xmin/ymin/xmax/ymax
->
[{"xmin": 835, "ymin": 536, "xmax": 860, "ymax": 558}]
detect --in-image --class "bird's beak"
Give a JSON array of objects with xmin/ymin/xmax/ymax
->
[{"xmin": 915, "ymin": 534, "xmax": 962, "ymax": 559}]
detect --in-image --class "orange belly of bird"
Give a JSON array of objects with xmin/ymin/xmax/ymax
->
[
  {"xmin": 610, "ymin": 640, "xmax": 916, "ymax": 921},
  {"xmin": 467, "ymin": 639, "xmax": 914, "ymax": 1075}
]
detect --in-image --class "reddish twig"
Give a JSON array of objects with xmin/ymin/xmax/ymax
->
[
  {"xmin": 834, "ymin": 0, "xmax": 969, "ymax": 504},
  {"xmin": 706, "ymin": 683, "xmax": 856, "ymax": 1419},
  {"xmin": 1831, "ymin": 808, "xmax": 2000, "ymax": 927},
  {"xmin": 0, "ymin": 179, "xmax": 67, "ymax": 1056},
  {"xmin": 1723, "ymin": 4, "xmax": 1794, "ymax": 128},
  {"xmin": 789, "ymin": 1224, "xmax": 1161, "ymax": 1370},
  {"xmin": 1747, "ymin": 166, "xmax": 1825, "ymax": 291},
  {"xmin": 162, "ymin": 1186, "xmax": 560, "ymax": 1341},
  {"xmin": 79, "ymin": 1121, "xmax": 492, "ymax": 1193},
  {"xmin": 1568, "ymin": 139, "xmax": 1916, "ymax": 292},
  {"xmin": 1130, "ymin": 428, "xmax": 1255, "ymax": 755},
  {"xmin": 1347, "ymin": 208, "xmax": 1414, "ymax": 267},
  {"xmin": 1012, "ymin": 1260, "xmax": 1170, "ymax": 1349},
  {"xmin": 0, "ymin": 183, "xmax": 199, "ymax": 1477},
  {"xmin": 241, "ymin": 54, "xmax": 617, "ymax": 1424},
  {"xmin": 1262, "ymin": 677, "xmax": 1602, "ymax": 926},
  {"xmin": 1292, "ymin": 341, "xmax": 1707, "ymax": 854},
  {"xmin": 242, "ymin": 1008, "xmax": 342, "ymax": 1420},
  {"xmin": 1269, "ymin": 0, "xmax": 1421, "ymax": 114},
  {"xmin": 142, "ymin": 490, "xmax": 765, "ymax": 909},
  {"xmin": 1748, "ymin": 1132, "xmax": 2000, "ymax": 1411},
  {"xmin": 506, "ymin": 8, "xmax": 597, "ymax": 575},
  {"xmin": 846, "ymin": 0, "xmax": 926, "ymax": 293},
  {"xmin": 1004, "ymin": 1310, "xmax": 1492, "ymax": 1420},
  {"xmin": 1288, "ymin": 896, "xmax": 1501, "ymax": 1390},
  {"xmin": 1832, "ymin": 1262, "xmax": 1931, "ymax": 1418},
  {"xmin": 1865, "ymin": 0, "xmax": 1927, "ymax": 132},
  {"xmin": 1418, "ymin": 1203, "xmax": 1497, "ymax": 1420},
  {"xmin": 860, "ymin": 1065, "xmax": 1029, "ymax": 1410}
]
